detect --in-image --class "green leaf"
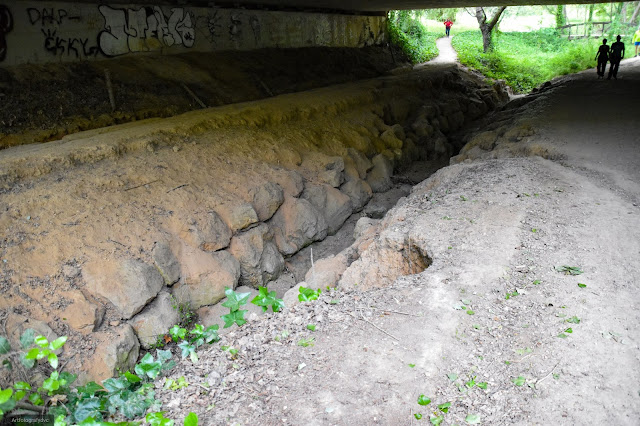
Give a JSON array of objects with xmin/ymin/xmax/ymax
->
[
  {"xmin": 408, "ymin": 363, "xmax": 416, "ymax": 368},
  {"xmin": 25, "ymin": 347, "xmax": 40, "ymax": 360},
  {"xmin": 184, "ymin": 412, "xmax": 198, "ymax": 426},
  {"xmin": 157, "ymin": 349, "xmax": 173, "ymax": 363},
  {"xmin": 146, "ymin": 411, "xmax": 174, "ymax": 426},
  {"xmin": 77, "ymin": 381, "xmax": 105, "ymax": 397},
  {"xmin": 417, "ymin": 394, "xmax": 431, "ymax": 406},
  {"xmin": 48, "ymin": 352, "xmax": 59, "ymax": 369},
  {"xmin": 513, "ymin": 376, "xmax": 526, "ymax": 386},
  {"xmin": 74, "ymin": 397, "xmax": 104, "ymax": 422},
  {"xmin": 465, "ymin": 413, "xmax": 481, "ymax": 424},
  {"xmin": 414, "ymin": 413, "xmax": 423, "ymax": 420},
  {"xmin": 532, "ymin": 280, "xmax": 541, "ymax": 285},
  {"xmin": 29, "ymin": 392, "xmax": 44, "ymax": 406},
  {"xmin": 565, "ymin": 328, "xmax": 573, "ymax": 333},
  {"xmin": 203, "ymin": 325, "xmax": 220, "ymax": 344},
  {"xmin": 0, "ymin": 388, "xmax": 13, "ymax": 404},
  {"xmin": 102, "ymin": 377, "xmax": 129, "ymax": 392},
  {"xmin": 50, "ymin": 336, "xmax": 68, "ymax": 350},
  {"xmin": 429, "ymin": 415, "xmax": 444, "ymax": 425},
  {"xmin": 307, "ymin": 324, "xmax": 316, "ymax": 331},
  {"xmin": 54, "ymin": 414, "xmax": 68, "ymax": 426},
  {"xmin": 298, "ymin": 287, "xmax": 321, "ymax": 302},
  {"xmin": 124, "ymin": 371, "xmax": 142, "ymax": 383},
  {"xmin": 447, "ymin": 373, "xmax": 458, "ymax": 382},
  {"xmin": 34, "ymin": 335, "xmax": 49, "ymax": 348},
  {"xmin": 221, "ymin": 287, "xmax": 250, "ymax": 312},
  {"xmin": 251, "ymin": 287, "xmax": 285, "ymax": 313},
  {"xmin": 222, "ymin": 310, "xmax": 247, "ymax": 328},
  {"xmin": 0, "ymin": 337, "xmax": 10, "ymax": 355},
  {"xmin": 438, "ymin": 402, "xmax": 451, "ymax": 413},
  {"xmin": 555, "ymin": 265, "xmax": 583, "ymax": 275},
  {"xmin": 578, "ymin": 283, "xmax": 587, "ymax": 288},
  {"xmin": 19, "ymin": 352, "xmax": 36, "ymax": 369},
  {"xmin": 477, "ymin": 382, "xmax": 488, "ymax": 389},
  {"xmin": 169, "ymin": 325, "xmax": 187, "ymax": 342},
  {"xmin": 557, "ymin": 333, "xmax": 569, "ymax": 338},
  {"xmin": 466, "ymin": 310, "xmax": 475, "ymax": 315},
  {"xmin": 566, "ymin": 316, "xmax": 581, "ymax": 324}
]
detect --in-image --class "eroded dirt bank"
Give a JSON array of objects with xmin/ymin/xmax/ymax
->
[
  {"xmin": 144, "ymin": 60, "xmax": 640, "ymax": 425},
  {"xmin": 0, "ymin": 46, "xmax": 404, "ymax": 149},
  {"xmin": 0, "ymin": 63, "xmax": 507, "ymax": 383}
]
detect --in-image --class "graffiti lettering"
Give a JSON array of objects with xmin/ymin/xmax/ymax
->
[
  {"xmin": 41, "ymin": 28, "xmax": 99, "ymax": 58},
  {"xmin": 0, "ymin": 5, "xmax": 12, "ymax": 61},
  {"xmin": 27, "ymin": 8, "xmax": 80, "ymax": 26},
  {"xmin": 98, "ymin": 5, "xmax": 194, "ymax": 57}
]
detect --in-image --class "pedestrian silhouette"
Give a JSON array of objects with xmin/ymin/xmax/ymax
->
[
  {"xmin": 608, "ymin": 35, "xmax": 625, "ymax": 80},
  {"xmin": 595, "ymin": 39, "xmax": 609, "ymax": 79}
]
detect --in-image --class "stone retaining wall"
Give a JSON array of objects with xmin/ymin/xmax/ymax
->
[{"xmin": 0, "ymin": 65, "xmax": 508, "ymax": 382}]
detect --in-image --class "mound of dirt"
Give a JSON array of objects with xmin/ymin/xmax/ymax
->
[{"xmin": 0, "ymin": 46, "xmax": 406, "ymax": 149}]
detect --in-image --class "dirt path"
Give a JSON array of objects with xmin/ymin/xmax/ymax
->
[
  {"xmin": 151, "ymin": 60, "xmax": 640, "ymax": 424},
  {"xmin": 429, "ymin": 36, "xmax": 458, "ymax": 64}
]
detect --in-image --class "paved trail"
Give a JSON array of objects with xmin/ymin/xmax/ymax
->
[{"xmin": 429, "ymin": 36, "xmax": 458, "ymax": 64}]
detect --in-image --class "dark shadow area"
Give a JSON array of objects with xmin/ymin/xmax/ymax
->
[{"xmin": 0, "ymin": 46, "xmax": 407, "ymax": 149}]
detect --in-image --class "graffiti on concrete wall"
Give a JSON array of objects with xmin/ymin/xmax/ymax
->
[
  {"xmin": 98, "ymin": 5, "xmax": 194, "ymax": 57},
  {"xmin": 0, "ymin": 5, "xmax": 12, "ymax": 61},
  {"xmin": 27, "ymin": 6, "xmax": 100, "ymax": 59},
  {"xmin": 27, "ymin": 7, "xmax": 79, "ymax": 26}
]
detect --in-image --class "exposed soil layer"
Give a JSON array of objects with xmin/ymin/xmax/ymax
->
[
  {"xmin": 0, "ymin": 46, "xmax": 405, "ymax": 149},
  {"xmin": 147, "ymin": 58, "xmax": 640, "ymax": 425}
]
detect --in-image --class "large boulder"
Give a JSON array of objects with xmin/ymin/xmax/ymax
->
[
  {"xmin": 129, "ymin": 292, "xmax": 180, "ymax": 348},
  {"xmin": 60, "ymin": 292, "xmax": 104, "ymax": 334},
  {"xmin": 170, "ymin": 211, "xmax": 231, "ymax": 253},
  {"xmin": 86, "ymin": 324, "xmax": 139, "ymax": 382},
  {"xmin": 249, "ymin": 182, "xmax": 285, "ymax": 222},
  {"xmin": 380, "ymin": 128, "xmax": 404, "ymax": 150},
  {"xmin": 302, "ymin": 183, "xmax": 353, "ymax": 235},
  {"xmin": 347, "ymin": 148, "xmax": 373, "ymax": 179},
  {"xmin": 269, "ymin": 196, "xmax": 328, "ymax": 255},
  {"xmin": 217, "ymin": 202, "xmax": 259, "ymax": 232},
  {"xmin": 172, "ymin": 248, "xmax": 240, "ymax": 309},
  {"xmin": 152, "ymin": 242, "xmax": 181, "ymax": 285},
  {"xmin": 366, "ymin": 154, "xmax": 394, "ymax": 193},
  {"xmin": 229, "ymin": 224, "xmax": 285, "ymax": 287},
  {"xmin": 340, "ymin": 178, "xmax": 373, "ymax": 212},
  {"xmin": 304, "ymin": 250, "xmax": 353, "ymax": 289},
  {"xmin": 83, "ymin": 259, "xmax": 164, "ymax": 319}
]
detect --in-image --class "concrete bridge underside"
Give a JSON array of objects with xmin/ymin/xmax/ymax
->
[{"xmin": 63, "ymin": 0, "xmax": 626, "ymax": 14}]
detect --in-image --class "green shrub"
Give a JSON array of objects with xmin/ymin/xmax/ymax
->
[
  {"xmin": 453, "ymin": 29, "xmax": 597, "ymax": 93},
  {"xmin": 388, "ymin": 11, "xmax": 439, "ymax": 64}
]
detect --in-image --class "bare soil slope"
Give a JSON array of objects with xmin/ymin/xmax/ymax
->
[{"xmin": 148, "ymin": 59, "xmax": 640, "ymax": 425}]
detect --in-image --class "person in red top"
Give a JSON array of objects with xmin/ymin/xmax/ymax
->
[{"xmin": 444, "ymin": 19, "xmax": 453, "ymax": 37}]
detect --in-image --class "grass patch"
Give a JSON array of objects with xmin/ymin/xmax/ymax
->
[{"xmin": 452, "ymin": 29, "xmax": 597, "ymax": 93}]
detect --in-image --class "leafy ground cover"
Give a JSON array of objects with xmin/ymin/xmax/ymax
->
[
  {"xmin": 388, "ymin": 11, "xmax": 440, "ymax": 63},
  {"xmin": 453, "ymin": 29, "xmax": 598, "ymax": 92}
]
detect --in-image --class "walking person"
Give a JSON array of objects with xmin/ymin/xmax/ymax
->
[
  {"xmin": 595, "ymin": 39, "xmax": 609, "ymax": 79},
  {"xmin": 444, "ymin": 19, "xmax": 453, "ymax": 37},
  {"xmin": 608, "ymin": 35, "xmax": 625, "ymax": 80},
  {"xmin": 633, "ymin": 27, "xmax": 640, "ymax": 57}
]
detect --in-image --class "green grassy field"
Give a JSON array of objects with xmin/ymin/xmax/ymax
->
[{"xmin": 452, "ymin": 29, "xmax": 598, "ymax": 93}]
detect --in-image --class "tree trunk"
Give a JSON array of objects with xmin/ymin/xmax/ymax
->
[
  {"xmin": 631, "ymin": 1, "xmax": 640, "ymax": 25},
  {"xmin": 475, "ymin": 6, "xmax": 507, "ymax": 53}
]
